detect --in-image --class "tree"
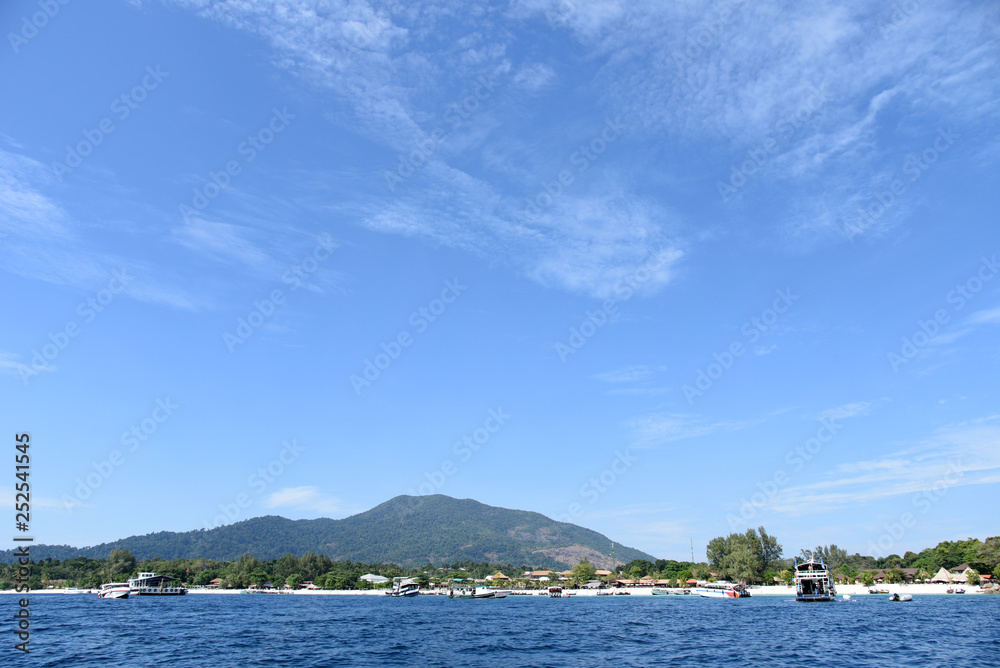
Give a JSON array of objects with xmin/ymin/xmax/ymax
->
[
  {"xmin": 108, "ymin": 549, "xmax": 137, "ymax": 579},
  {"xmin": 861, "ymin": 571, "xmax": 876, "ymax": 587},
  {"xmin": 886, "ymin": 568, "xmax": 905, "ymax": 584},
  {"xmin": 967, "ymin": 569, "xmax": 980, "ymax": 586},
  {"xmin": 571, "ymin": 559, "xmax": 596, "ymax": 587},
  {"xmin": 286, "ymin": 573, "xmax": 303, "ymax": 589},
  {"xmin": 781, "ymin": 570, "xmax": 794, "ymax": 586},
  {"xmin": 705, "ymin": 527, "xmax": 783, "ymax": 584}
]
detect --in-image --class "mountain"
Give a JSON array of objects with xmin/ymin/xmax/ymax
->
[{"xmin": 2, "ymin": 495, "xmax": 655, "ymax": 568}]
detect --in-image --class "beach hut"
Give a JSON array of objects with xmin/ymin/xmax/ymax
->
[
  {"xmin": 930, "ymin": 567, "xmax": 952, "ymax": 583},
  {"xmin": 359, "ymin": 574, "xmax": 390, "ymax": 585}
]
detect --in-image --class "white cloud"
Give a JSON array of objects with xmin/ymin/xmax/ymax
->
[
  {"xmin": 628, "ymin": 412, "xmax": 756, "ymax": 448},
  {"xmin": 593, "ymin": 364, "xmax": 667, "ymax": 383},
  {"xmin": 967, "ymin": 306, "xmax": 1000, "ymax": 325},
  {"xmin": 265, "ymin": 486, "xmax": 341, "ymax": 514},
  {"xmin": 768, "ymin": 416, "xmax": 1000, "ymax": 514},
  {"xmin": 818, "ymin": 401, "xmax": 873, "ymax": 421}
]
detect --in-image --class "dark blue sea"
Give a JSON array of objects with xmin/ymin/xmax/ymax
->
[{"xmin": 7, "ymin": 593, "xmax": 1000, "ymax": 667}]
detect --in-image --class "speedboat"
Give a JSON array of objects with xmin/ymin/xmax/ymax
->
[
  {"xmin": 97, "ymin": 583, "xmax": 130, "ymax": 599},
  {"xmin": 697, "ymin": 582, "xmax": 750, "ymax": 598},
  {"xmin": 448, "ymin": 586, "xmax": 495, "ymax": 599},
  {"xmin": 889, "ymin": 593, "xmax": 913, "ymax": 602}
]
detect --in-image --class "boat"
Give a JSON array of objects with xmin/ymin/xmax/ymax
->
[
  {"xmin": 386, "ymin": 577, "xmax": 420, "ymax": 597},
  {"xmin": 447, "ymin": 585, "xmax": 495, "ymax": 599},
  {"xmin": 868, "ymin": 588, "xmax": 890, "ymax": 594},
  {"xmin": 97, "ymin": 583, "xmax": 130, "ymax": 599},
  {"xmin": 954, "ymin": 587, "xmax": 966, "ymax": 594},
  {"xmin": 652, "ymin": 588, "xmax": 692, "ymax": 595},
  {"xmin": 548, "ymin": 586, "xmax": 563, "ymax": 598},
  {"xmin": 127, "ymin": 572, "xmax": 186, "ymax": 596},
  {"xmin": 491, "ymin": 589, "xmax": 511, "ymax": 599},
  {"xmin": 697, "ymin": 582, "xmax": 750, "ymax": 598},
  {"xmin": 889, "ymin": 593, "xmax": 913, "ymax": 602},
  {"xmin": 794, "ymin": 557, "xmax": 837, "ymax": 602}
]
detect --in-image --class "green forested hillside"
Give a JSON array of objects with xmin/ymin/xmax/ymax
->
[{"xmin": 0, "ymin": 495, "xmax": 654, "ymax": 568}]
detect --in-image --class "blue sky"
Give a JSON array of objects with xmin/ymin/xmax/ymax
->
[{"xmin": 1, "ymin": 0, "xmax": 998, "ymax": 562}]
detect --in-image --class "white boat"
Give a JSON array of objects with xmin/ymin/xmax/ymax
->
[
  {"xmin": 491, "ymin": 589, "xmax": 511, "ymax": 599},
  {"xmin": 889, "ymin": 593, "xmax": 913, "ymax": 602},
  {"xmin": 697, "ymin": 582, "xmax": 750, "ymax": 598},
  {"xmin": 97, "ymin": 583, "xmax": 130, "ymax": 599},
  {"xmin": 794, "ymin": 557, "xmax": 837, "ymax": 602},
  {"xmin": 128, "ymin": 572, "xmax": 186, "ymax": 596},
  {"xmin": 548, "ymin": 586, "xmax": 563, "ymax": 598},
  {"xmin": 448, "ymin": 585, "xmax": 495, "ymax": 599},
  {"xmin": 386, "ymin": 577, "xmax": 420, "ymax": 597}
]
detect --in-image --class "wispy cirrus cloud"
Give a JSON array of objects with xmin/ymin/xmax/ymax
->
[
  {"xmin": 767, "ymin": 415, "xmax": 1000, "ymax": 514},
  {"xmin": 593, "ymin": 364, "xmax": 667, "ymax": 384},
  {"xmin": 627, "ymin": 412, "xmax": 758, "ymax": 448},
  {"xmin": 265, "ymin": 485, "xmax": 341, "ymax": 515}
]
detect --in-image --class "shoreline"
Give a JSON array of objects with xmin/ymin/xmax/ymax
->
[{"xmin": 4, "ymin": 583, "xmax": 994, "ymax": 596}]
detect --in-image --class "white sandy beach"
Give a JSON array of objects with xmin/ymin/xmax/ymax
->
[{"xmin": 8, "ymin": 583, "xmax": 995, "ymax": 597}]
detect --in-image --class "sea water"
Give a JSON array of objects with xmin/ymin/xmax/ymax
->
[{"xmin": 7, "ymin": 593, "xmax": 999, "ymax": 667}]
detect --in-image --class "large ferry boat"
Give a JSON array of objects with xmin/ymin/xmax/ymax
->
[
  {"xmin": 794, "ymin": 558, "xmax": 836, "ymax": 601},
  {"xmin": 697, "ymin": 582, "xmax": 750, "ymax": 598},
  {"xmin": 128, "ymin": 572, "xmax": 187, "ymax": 596}
]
